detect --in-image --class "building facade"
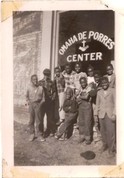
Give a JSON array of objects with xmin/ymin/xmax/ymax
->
[{"xmin": 13, "ymin": 11, "xmax": 114, "ymax": 107}]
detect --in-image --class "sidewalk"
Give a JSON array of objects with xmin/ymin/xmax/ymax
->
[{"xmin": 14, "ymin": 107, "xmax": 116, "ymax": 166}]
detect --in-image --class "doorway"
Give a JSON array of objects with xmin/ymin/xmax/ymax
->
[{"xmin": 53, "ymin": 10, "xmax": 114, "ymax": 75}]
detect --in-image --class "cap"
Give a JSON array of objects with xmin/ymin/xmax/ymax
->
[
  {"xmin": 43, "ymin": 69, "xmax": 51, "ymax": 76},
  {"xmin": 80, "ymin": 151, "xmax": 96, "ymax": 160}
]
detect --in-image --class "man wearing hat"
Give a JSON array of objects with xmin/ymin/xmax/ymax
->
[{"xmin": 39, "ymin": 69, "xmax": 56, "ymax": 137}]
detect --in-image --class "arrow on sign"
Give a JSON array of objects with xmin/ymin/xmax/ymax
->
[{"xmin": 79, "ymin": 40, "xmax": 89, "ymax": 52}]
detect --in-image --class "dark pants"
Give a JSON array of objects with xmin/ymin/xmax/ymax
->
[
  {"xmin": 99, "ymin": 114, "xmax": 116, "ymax": 152},
  {"xmin": 94, "ymin": 116, "xmax": 101, "ymax": 137},
  {"xmin": 40, "ymin": 102, "xmax": 55, "ymax": 135},
  {"xmin": 58, "ymin": 112, "xmax": 77, "ymax": 137},
  {"xmin": 28, "ymin": 102, "xmax": 42, "ymax": 136},
  {"xmin": 54, "ymin": 95, "xmax": 60, "ymax": 123},
  {"xmin": 78, "ymin": 101, "xmax": 93, "ymax": 141}
]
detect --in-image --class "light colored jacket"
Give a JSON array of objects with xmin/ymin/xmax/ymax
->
[{"xmin": 94, "ymin": 87, "xmax": 115, "ymax": 119}]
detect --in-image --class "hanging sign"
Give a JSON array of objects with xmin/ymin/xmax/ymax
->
[{"xmin": 59, "ymin": 31, "xmax": 114, "ymax": 62}]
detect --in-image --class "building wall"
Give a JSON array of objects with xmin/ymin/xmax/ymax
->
[
  {"xmin": 13, "ymin": 11, "xmax": 53, "ymax": 107},
  {"xmin": 14, "ymin": 32, "xmax": 42, "ymax": 106},
  {"xmin": 13, "ymin": 11, "xmax": 115, "ymax": 107}
]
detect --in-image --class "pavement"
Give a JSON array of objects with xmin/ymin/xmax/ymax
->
[{"xmin": 14, "ymin": 107, "xmax": 116, "ymax": 166}]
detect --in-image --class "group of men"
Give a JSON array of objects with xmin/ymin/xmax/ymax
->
[{"xmin": 26, "ymin": 62, "xmax": 116, "ymax": 158}]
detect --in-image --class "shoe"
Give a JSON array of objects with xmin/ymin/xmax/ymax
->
[
  {"xmin": 99, "ymin": 145, "xmax": 108, "ymax": 153},
  {"xmin": 29, "ymin": 134, "xmax": 35, "ymax": 142},
  {"xmin": 94, "ymin": 137, "xmax": 101, "ymax": 143},
  {"xmin": 85, "ymin": 140, "xmax": 91, "ymax": 145},
  {"xmin": 59, "ymin": 137, "xmax": 65, "ymax": 141},
  {"xmin": 108, "ymin": 150, "xmax": 116, "ymax": 158},
  {"xmin": 55, "ymin": 135, "xmax": 59, "ymax": 139},
  {"xmin": 55, "ymin": 134, "xmax": 62, "ymax": 139},
  {"xmin": 37, "ymin": 136, "xmax": 46, "ymax": 142},
  {"xmin": 78, "ymin": 136, "xmax": 85, "ymax": 143},
  {"xmin": 49, "ymin": 133, "xmax": 54, "ymax": 137},
  {"xmin": 43, "ymin": 131, "xmax": 50, "ymax": 138}
]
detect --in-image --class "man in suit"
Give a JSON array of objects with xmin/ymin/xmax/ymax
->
[{"xmin": 94, "ymin": 77, "xmax": 116, "ymax": 157}]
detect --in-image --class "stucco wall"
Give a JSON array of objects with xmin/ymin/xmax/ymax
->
[
  {"xmin": 13, "ymin": 12, "xmax": 43, "ymax": 106},
  {"xmin": 13, "ymin": 11, "xmax": 53, "ymax": 107},
  {"xmin": 13, "ymin": 32, "xmax": 42, "ymax": 106}
]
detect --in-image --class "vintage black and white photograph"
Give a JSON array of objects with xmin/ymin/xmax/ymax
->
[{"xmin": 13, "ymin": 10, "xmax": 116, "ymax": 166}]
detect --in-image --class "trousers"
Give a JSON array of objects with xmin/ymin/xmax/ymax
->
[
  {"xmin": 78, "ymin": 101, "xmax": 93, "ymax": 141},
  {"xmin": 40, "ymin": 102, "xmax": 55, "ymax": 134},
  {"xmin": 28, "ymin": 102, "xmax": 43, "ymax": 136},
  {"xmin": 58, "ymin": 112, "xmax": 77, "ymax": 137},
  {"xmin": 99, "ymin": 114, "xmax": 116, "ymax": 152},
  {"xmin": 58, "ymin": 92, "xmax": 65, "ymax": 121}
]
